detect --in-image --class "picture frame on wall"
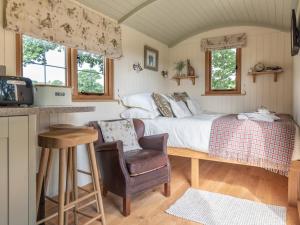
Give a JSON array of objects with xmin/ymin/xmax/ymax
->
[{"xmin": 144, "ymin": 45, "xmax": 159, "ymax": 71}]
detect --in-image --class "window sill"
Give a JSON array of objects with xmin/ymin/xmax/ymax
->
[
  {"xmin": 72, "ymin": 95, "xmax": 117, "ymax": 102},
  {"xmin": 202, "ymin": 91, "xmax": 246, "ymax": 96}
]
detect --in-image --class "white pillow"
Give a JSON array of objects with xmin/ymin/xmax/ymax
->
[
  {"xmin": 121, "ymin": 93, "xmax": 158, "ymax": 112},
  {"xmin": 169, "ymin": 99, "xmax": 192, "ymax": 118},
  {"xmin": 187, "ymin": 99, "xmax": 203, "ymax": 115},
  {"xmin": 120, "ymin": 108, "xmax": 160, "ymax": 119},
  {"xmin": 99, "ymin": 119, "xmax": 141, "ymax": 152}
]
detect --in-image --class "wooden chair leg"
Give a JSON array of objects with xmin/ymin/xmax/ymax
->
[
  {"xmin": 123, "ymin": 197, "xmax": 131, "ymax": 217},
  {"xmin": 102, "ymin": 186, "xmax": 108, "ymax": 197},
  {"xmin": 36, "ymin": 148, "xmax": 50, "ymax": 215},
  {"xmin": 164, "ymin": 183, "xmax": 171, "ymax": 197},
  {"xmin": 88, "ymin": 143, "xmax": 107, "ymax": 225},
  {"xmin": 87, "ymin": 145, "xmax": 100, "ymax": 213},
  {"xmin": 72, "ymin": 147, "xmax": 79, "ymax": 225},
  {"xmin": 58, "ymin": 149, "xmax": 66, "ymax": 225},
  {"xmin": 64, "ymin": 148, "xmax": 73, "ymax": 225},
  {"xmin": 44, "ymin": 150, "xmax": 54, "ymax": 194}
]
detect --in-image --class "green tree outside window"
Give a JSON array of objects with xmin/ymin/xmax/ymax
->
[{"xmin": 211, "ymin": 48, "xmax": 237, "ymax": 90}]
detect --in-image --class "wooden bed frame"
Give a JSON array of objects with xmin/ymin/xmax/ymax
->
[{"xmin": 167, "ymin": 147, "xmax": 300, "ymax": 210}]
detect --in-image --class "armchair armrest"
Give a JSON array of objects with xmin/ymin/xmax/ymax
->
[
  {"xmin": 95, "ymin": 140, "xmax": 123, "ymax": 152},
  {"xmin": 139, "ymin": 133, "xmax": 169, "ymax": 153},
  {"xmin": 94, "ymin": 140, "xmax": 130, "ymax": 189}
]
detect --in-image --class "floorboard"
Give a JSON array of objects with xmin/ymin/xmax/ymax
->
[{"xmin": 44, "ymin": 156, "xmax": 300, "ymax": 225}]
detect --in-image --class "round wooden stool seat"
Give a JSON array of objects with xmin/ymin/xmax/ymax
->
[
  {"xmin": 38, "ymin": 129, "xmax": 98, "ymax": 149},
  {"xmin": 49, "ymin": 124, "xmax": 93, "ymax": 131}
]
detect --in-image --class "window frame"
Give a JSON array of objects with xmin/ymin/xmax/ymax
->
[
  {"xmin": 16, "ymin": 34, "xmax": 114, "ymax": 101},
  {"xmin": 70, "ymin": 49, "xmax": 114, "ymax": 101},
  {"xmin": 205, "ymin": 48, "xmax": 242, "ymax": 96}
]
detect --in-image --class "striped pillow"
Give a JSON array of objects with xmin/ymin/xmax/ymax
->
[{"xmin": 152, "ymin": 93, "xmax": 174, "ymax": 117}]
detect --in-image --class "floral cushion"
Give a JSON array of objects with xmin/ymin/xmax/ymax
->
[
  {"xmin": 172, "ymin": 92, "xmax": 190, "ymax": 103},
  {"xmin": 99, "ymin": 119, "xmax": 141, "ymax": 152},
  {"xmin": 152, "ymin": 93, "xmax": 174, "ymax": 117}
]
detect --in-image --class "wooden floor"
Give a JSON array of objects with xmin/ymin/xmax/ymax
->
[{"xmin": 45, "ymin": 156, "xmax": 300, "ymax": 225}]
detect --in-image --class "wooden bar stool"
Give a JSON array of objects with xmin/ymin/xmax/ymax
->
[
  {"xmin": 36, "ymin": 128, "xmax": 106, "ymax": 225},
  {"xmin": 48, "ymin": 124, "xmax": 98, "ymax": 225}
]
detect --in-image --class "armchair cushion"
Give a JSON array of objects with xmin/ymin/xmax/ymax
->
[
  {"xmin": 99, "ymin": 119, "xmax": 141, "ymax": 152},
  {"xmin": 124, "ymin": 149, "xmax": 168, "ymax": 176}
]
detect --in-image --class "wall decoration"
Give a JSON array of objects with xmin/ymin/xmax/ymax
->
[
  {"xmin": 161, "ymin": 70, "xmax": 168, "ymax": 78},
  {"xmin": 248, "ymin": 63, "xmax": 283, "ymax": 83},
  {"xmin": 187, "ymin": 59, "xmax": 195, "ymax": 77},
  {"xmin": 174, "ymin": 60, "xmax": 186, "ymax": 77},
  {"xmin": 4, "ymin": 0, "xmax": 122, "ymax": 59},
  {"xmin": 133, "ymin": 62, "xmax": 143, "ymax": 72},
  {"xmin": 144, "ymin": 45, "xmax": 159, "ymax": 71},
  {"xmin": 201, "ymin": 33, "xmax": 247, "ymax": 51}
]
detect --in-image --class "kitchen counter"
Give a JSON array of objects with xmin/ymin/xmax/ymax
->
[{"xmin": 0, "ymin": 106, "xmax": 95, "ymax": 116}]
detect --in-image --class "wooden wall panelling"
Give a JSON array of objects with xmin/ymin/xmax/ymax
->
[
  {"xmin": 28, "ymin": 115, "xmax": 37, "ymax": 225},
  {"xmin": 0, "ymin": 118, "xmax": 9, "ymax": 225},
  {"xmin": 9, "ymin": 116, "xmax": 29, "ymax": 225},
  {"xmin": 168, "ymin": 27, "xmax": 293, "ymax": 114}
]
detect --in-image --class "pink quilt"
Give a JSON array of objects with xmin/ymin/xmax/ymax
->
[{"xmin": 209, "ymin": 114, "xmax": 296, "ymax": 176}]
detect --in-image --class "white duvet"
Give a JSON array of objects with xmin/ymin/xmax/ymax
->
[
  {"xmin": 142, "ymin": 113, "xmax": 300, "ymax": 161},
  {"xmin": 142, "ymin": 113, "xmax": 223, "ymax": 153}
]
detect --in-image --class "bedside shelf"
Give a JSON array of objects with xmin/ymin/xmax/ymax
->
[
  {"xmin": 248, "ymin": 69, "xmax": 283, "ymax": 83},
  {"xmin": 173, "ymin": 75, "xmax": 199, "ymax": 86}
]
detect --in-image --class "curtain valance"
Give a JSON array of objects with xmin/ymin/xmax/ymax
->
[
  {"xmin": 201, "ymin": 33, "xmax": 247, "ymax": 52},
  {"xmin": 4, "ymin": 0, "xmax": 122, "ymax": 59}
]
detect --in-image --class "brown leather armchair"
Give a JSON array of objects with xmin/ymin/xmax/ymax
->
[{"xmin": 89, "ymin": 119, "xmax": 171, "ymax": 216}]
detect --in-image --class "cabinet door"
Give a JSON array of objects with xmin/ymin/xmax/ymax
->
[
  {"xmin": 9, "ymin": 116, "xmax": 29, "ymax": 225},
  {"xmin": 0, "ymin": 118, "xmax": 9, "ymax": 225}
]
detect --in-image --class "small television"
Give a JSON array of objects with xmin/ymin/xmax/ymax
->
[{"xmin": 291, "ymin": 9, "xmax": 300, "ymax": 56}]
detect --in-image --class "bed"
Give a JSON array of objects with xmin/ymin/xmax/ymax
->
[{"xmin": 142, "ymin": 113, "xmax": 300, "ymax": 207}]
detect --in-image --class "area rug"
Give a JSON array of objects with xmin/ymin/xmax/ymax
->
[{"xmin": 166, "ymin": 188, "xmax": 286, "ymax": 225}]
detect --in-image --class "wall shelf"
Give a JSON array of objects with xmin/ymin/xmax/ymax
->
[
  {"xmin": 172, "ymin": 75, "xmax": 199, "ymax": 86},
  {"xmin": 248, "ymin": 69, "xmax": 283, "ymax": 83}
]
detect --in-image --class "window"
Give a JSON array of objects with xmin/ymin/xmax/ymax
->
[
  {"xmin": 16, "ymin": 34, "xmax": 114, "ymax": 101},
  {"xmin": 72, "ymin": 50, "xmax": 114, "ymax": 101},
  {"xmin": 205, "ymin": 48, "xmax": 241, "ymax": 95},
  {"xmin": 20, "ymin": 35, "xmax": 67, "ymax": 86}
]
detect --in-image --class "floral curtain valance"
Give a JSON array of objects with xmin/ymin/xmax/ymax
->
[
  {"xmin": 201, "ymin": 33, "xmax": 247, "ymax": 52},
  {"xmin": 4, "ymin": 0, "xmax": 122, "ymax": 59}
]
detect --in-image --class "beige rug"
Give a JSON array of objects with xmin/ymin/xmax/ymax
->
[{"xmin": 166, "ymin": 188, "xmax": 286, "ymax": 225}]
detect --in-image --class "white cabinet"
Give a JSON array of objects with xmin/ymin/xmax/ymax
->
[{"xmin": 0, "ymin": 115, "xmax": 36, "ymax": 225}]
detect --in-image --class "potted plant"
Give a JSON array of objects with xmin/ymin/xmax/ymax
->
[{"xmin": 174, "ymin": 60, "xmax": 186, "ymax": 77}]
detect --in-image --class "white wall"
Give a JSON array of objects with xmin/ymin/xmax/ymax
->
[
  {"xmin": 293, "ymin": 4, "xmax": 300, "ymax": 125},
  {"xmin": 293, "ymin": 54, "xmax": 300, "ymax": 125},
  {"xmin": 168, "ymin": 26, "xmax": 293, "ymax": 114},
  {"xmin": 0, "ymin": 0, "xmax": 169, "ymax": 195}
]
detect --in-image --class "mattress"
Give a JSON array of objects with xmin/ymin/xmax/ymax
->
[{"xmin": 142, "ymin": 113, "xmax": 300, "ymax": 161}]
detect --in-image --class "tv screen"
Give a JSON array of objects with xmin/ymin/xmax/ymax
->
[{"xmin": 291, "ymin": 9, "xmax": 299, "ymax": 56}]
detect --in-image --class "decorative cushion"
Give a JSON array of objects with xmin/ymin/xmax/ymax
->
[
  {"xmin": 124, "ymin": 149, "xmax": 168, "ymax": 176},
  {"xmin": 121, "ymin": 93, "xmax": 159, "ymax": 112},
  {"xmin": 152, "ymin": 93, "xmax": 174, "ymax": 117},
  {"xmin": 120, "ymin": 108, "xmax": 160, "ymax": 119},
  {"xmin": 186, "ymin": 99, "xmax": 203, "ymax": 115},
  {"xmin": 99, "ymin": 119, "xmax": 141, "ymax": 152},
  {"xmin": 172, "ymin": 92, "xmax": 190, "ymax": 103},
  {"xmin": 169, "ymin": 99, "xmax": 192, "ymax": 118}
]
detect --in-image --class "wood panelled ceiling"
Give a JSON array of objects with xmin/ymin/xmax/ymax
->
[{"xmin": 75, "ymin": 0, "xmax": 299, "ymax": 47}]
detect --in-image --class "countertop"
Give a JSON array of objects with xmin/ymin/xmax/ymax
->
[{"xmin": 0, "ymin": 106, "xmax": 95, "ymax": 116}]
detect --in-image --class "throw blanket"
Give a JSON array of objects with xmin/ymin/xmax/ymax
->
[{"xmin": 209, "ymin": 114, "xmax": 296, "ymax": 176}]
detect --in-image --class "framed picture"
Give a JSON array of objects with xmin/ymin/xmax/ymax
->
[{"xmin": 144, "ymin": 45, "xmax": 159, "ymax": 71}]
